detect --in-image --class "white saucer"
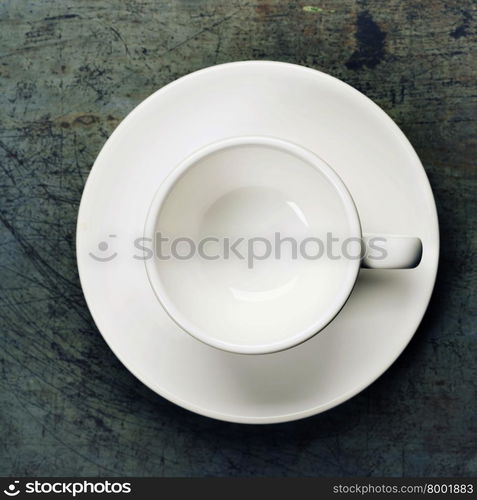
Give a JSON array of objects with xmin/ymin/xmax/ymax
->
[{"xmin": 77, "ymin": 61, "xmax": 439, "ymax": 424}]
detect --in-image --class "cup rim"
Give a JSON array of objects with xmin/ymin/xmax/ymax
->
[{"xmin": 144, "ymin": 135, "xmax": 362, "ymax": 354}]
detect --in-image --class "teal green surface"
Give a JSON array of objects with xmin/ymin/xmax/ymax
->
[{"xmin": 0, "ymin": 0, "xmax": 476, "ymax": 476}]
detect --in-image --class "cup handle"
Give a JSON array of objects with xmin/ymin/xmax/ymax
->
[{"xmin": 361, "ymin": 234, "xmax": 423, "ymax": 269}]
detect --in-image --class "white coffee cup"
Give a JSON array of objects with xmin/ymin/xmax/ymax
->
[{"xmin": 144, "ymin": 136, "xmax": 422, "ymax": 354}]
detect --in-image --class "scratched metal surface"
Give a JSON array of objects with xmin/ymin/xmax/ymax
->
[{"xmin": 0, "ymin": 0, "xmax": 476, "ymax": 476}]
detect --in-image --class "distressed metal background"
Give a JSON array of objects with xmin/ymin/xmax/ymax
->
[{"xmin": 0, "ymin": 0, "xmax": 476, "ymax": 476}]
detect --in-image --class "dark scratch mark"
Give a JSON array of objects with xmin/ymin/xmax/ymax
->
[
  {"xmin": 44, "ymin": 14, "xmax": 79, "ymax": 21},
  {"xmin": 346, "ymin": 10, "xmax": 387, "ymax": 70},
  {"xmin": 0, "ymin": 140, "xmax": 24, "ymax": 185},
  {"xmin": 160, "ymin": 5, "xmax": 247, "ymax": 57},
  {"xmin": 110, "ymin": 26, "xmax": 130, "ymax": 56},
  {"xmin": 0, "ymin": 37, "xmax": 82, "ymax": 59},
  {"xmin": 73, "ymin": 114, "xmax": 100, "ymax": 126},
  {"xmin": 450, "ymin": 24, "xmax": 469, "ymax": 39},
  {"xmin": 214, "ymin": 32, "xmax": 222, "ymax": 64},
  {"xmin": 450, "ymin": 10, "xmax": 472, "ymax": 39},
  {"xmin": 73, "ymin": 132, "xmax": 85, "ymax": 185},
  {"xmin": 0, "ymin": 140, "xmax": 24, "ymax": 167}
]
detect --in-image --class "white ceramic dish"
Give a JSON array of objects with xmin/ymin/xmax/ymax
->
[{"xmin": 77, "ymin": 61, "xmax": 439, "ymax": 423}]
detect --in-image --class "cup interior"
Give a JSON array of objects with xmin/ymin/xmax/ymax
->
[{"xmin": 145, "ymin": 137, "xmax": 361, "ymax": 354}]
